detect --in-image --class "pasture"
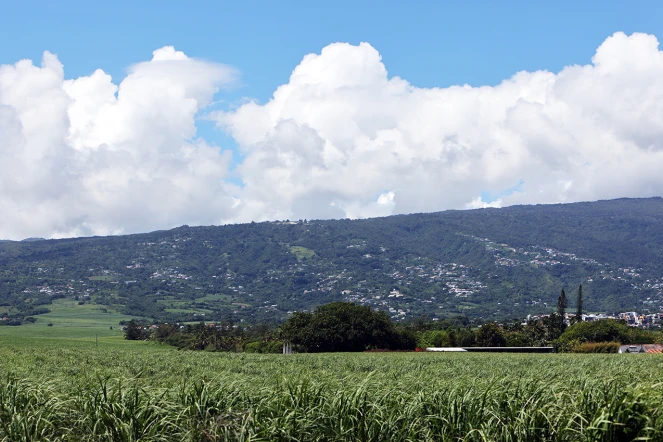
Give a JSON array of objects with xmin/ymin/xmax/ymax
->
[{"xmin": 0, "ymin": 298, "xmax": 138, "ymax": 349}]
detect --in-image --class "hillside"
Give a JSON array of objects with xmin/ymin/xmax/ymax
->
[{"xmin": 1, "ymin": 197, "xmax": 662, "ymax": 325}]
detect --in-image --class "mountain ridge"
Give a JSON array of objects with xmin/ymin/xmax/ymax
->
[{"xmin": 1, "ymin": 197, "xmax": 662, "ymax": 325}]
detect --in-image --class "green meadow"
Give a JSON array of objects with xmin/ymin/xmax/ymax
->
[
  {"xmin": 289, "ymin": 245, "xmax": 316, "ymax": 260},
  {"xmin": 0, "ymin": 298, "xmax": 140, "ymax": 349}
]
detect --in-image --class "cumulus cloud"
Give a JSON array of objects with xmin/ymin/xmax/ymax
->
[
  {"xmin": 0, "ymin": 47, "xmax": 237, "ymax": 239},
  {"xmin": 2, "ymin": 32, "xmax": 663, "ymax": 239},
  {"xmin": 217, "ymin": 32, "xmax": 663, "ymax": 224}
]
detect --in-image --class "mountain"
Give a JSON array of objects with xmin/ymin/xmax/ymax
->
[{"xmin": 1, "ymin": 197, "xmax": 662, "ymax": 324}]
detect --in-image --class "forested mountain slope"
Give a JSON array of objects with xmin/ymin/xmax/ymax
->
[{"xmin": 1, "ymin": 197, "xmax": 662, "ymax": 324}]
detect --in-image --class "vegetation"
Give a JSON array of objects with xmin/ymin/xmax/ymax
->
[
  {"xmin": 576, "ymin": 284, "xmax": 583, "ymax": 322},
  {"xmin": 149, "ymin": 321, "xmax": 246, "ymax": 352},
  {"xmin": 475, "ymin": 321, "xmax": 507, "ymax": 347},
  {"xmin": 557, "ymin": 319, "xmax": 658, "ymax": 347},
  {"xmin": 123, "ymin": 319, "xmax": 144, "ymax": 341},
  {"xmin": 570, "ymin": 342, "xmax": 621, "ymax": 353},
  {"xmin": 124, "ymin": 296, "xmax": 661, "ymax": 353},
  {"xmin": 1, "ymin": 198, "xmax": 663, "ymax": 325},
  {"xmin": 278, "ymin": 302, "xmax": 415, "ymax": 352},
  {"xmin": 1, "ymin": 345, "xmax": 663, "ymax": 441},
  {"xmin": 0, "ymin": 303, "xmax": 661, "ymax": 440},
  {"xmin": 557, "ymin": 289, "xmax": 567, "ymax": 317}
]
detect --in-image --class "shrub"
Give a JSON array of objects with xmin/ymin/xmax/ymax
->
[
  {"xmin": 572, "ymin": 342, "xmax": 620, "ymax": 353},
  {"xmin": 245, "ymin": 341, "xmax": 283, "ymax": 353},
  {"xmin": 393, "ymin": 328, "xmax": 418, "ymax": 350},
  {"xmin": 628, "ymin": 328, "xmax": 659, "ymax": 344},
  {"xmin": 505, "ymin": 331, "xmax": 532, "ymax": 347},
  {"xmin": 557, "ymin": 319, "xmax": 631, "ymax": 345},
  {"xmin": 417, "ymin": 330, "xmax": 453, "ymax": 348}
]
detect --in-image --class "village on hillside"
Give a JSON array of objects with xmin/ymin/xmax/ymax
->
[{"xmin": 5, "ymin": 229, "xmax": 663, "ymax": 326}]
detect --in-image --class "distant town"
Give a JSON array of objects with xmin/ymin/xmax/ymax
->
[{"xmin": 527, "ymin": 311, "xmax": 661, "ymax": 329}]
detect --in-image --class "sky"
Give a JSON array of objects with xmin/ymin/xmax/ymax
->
[{"xmin": 1, "ymin": 1, "xmax": 663, "ymax": 239}]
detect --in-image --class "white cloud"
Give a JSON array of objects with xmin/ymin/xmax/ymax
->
[
  {"xmin": 217, "ymin": 32, "xmax": 663, "ymax": 224},
  {"xmin": 465, "ymin": 197, "xmax": 503, "ymax": 210},
  {"xmin": 0, "ymin": 48, "xmax": 237, "ymax": 239},
  {"xmin": 2, "ymin": 32, "xmax": 663, "ymax": 239}
]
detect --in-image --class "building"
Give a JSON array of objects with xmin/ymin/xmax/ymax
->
[{"xmin": 619, "ymin": 344, "xmax": 663, "ymax": 354}]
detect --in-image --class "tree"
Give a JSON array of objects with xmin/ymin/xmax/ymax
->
[
  {"xmin": 523, "ymin": 319, "xmax": 548, "ymax": 346},
  {"xmin": 418, "ymin": 330, "xmax": 454, "ymax": 348},
  {"xmin": 542, "ymin": 313, "xmax": 566, "ymax": 341},
  {"xmin": 124, "ymin": 319, "xmax": 143, "ymax": 340},
  {"xmin": 475, "ymin": 322, "xmax": 506, "ymax": 347},
  {"xmin": 455, "ymin": 327, "xmax": 476, "ymax": 347},
  {"xmin": 575, "ymin": 284, "xmax": 583, "ymax": 322},
  {"xmin": 557, "ymin": 289, "xmax": 567, "ymax": 317},
  {"xmin": 279, "ymin": 302, "xmax": 407, "ymax": 352},
  {"xmin": 505, "ymin": 331, "xmax": 532, "ymax": 347},
  {"xmin": 279, "ymin": 311, "xmax": 313, "ymax": 349},
  {"xmin": 545, "ymin": 289, "xmax": 569, "ymax": 339}
]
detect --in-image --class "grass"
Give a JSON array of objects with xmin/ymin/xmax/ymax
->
[
  {"xmin": 156, "ymin": 299, "xmax": 191, "ymax": 307},
  {"xmin": 458, "ymin": 302, "xmax": 478, "ymax": 309},
  {"xmin": 164, "ymin": 308, "xmax": 213, "ymax": 314},
  {"xmin": 0, "ymin": 299, "xmax": 144, "ymax": 349},
  {"xmin": 88, "ymin": 275, "xmax": 117, "ymax": 281},
  {"xmin": 0, "ymin": 343, "xmax": 663, "ymax": 440},
  {"xmin": 159, "ymin": 294, "xmax": 238, "ymax": 313},
  {"xmin": 195, "ymin": 294, "xmax": 232, "ymax": 302},
  {"xmin": 290, "ymin": 246, "xmax": 316, "ymax": 260}
]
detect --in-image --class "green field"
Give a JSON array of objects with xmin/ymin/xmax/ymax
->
[
  {"xmin": 164, "ymin": 307, "xmax": 214, "ymax": 314},
  {"xmin": 195, "ymin": 294, "xmax": 232, "ymax": 303},
  {"xmin": 1, "ymin": 345, "xmax": 663, "ymax": 440},
  {"xmin": 2, "ymin": 305, "xmax": 663, "ymax": 441},
  {"xmin": 88, "ymin": 275, "xmax": 118, "ymax": 281},
  {"xmin": 0, "ymin": 298, "xmax": 141, "ymax": 348},
  {"xmin": 289, "ymin": 245, "xmax": 316, "ymax": 260},
  {"xmin": 155, "ymin": 294, "xmax": 237, "ymax": 315}
]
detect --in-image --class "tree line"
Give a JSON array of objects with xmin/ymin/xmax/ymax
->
[{"xmin": 126, "ymin": 295, "xmax": 661, "ymax": 353}]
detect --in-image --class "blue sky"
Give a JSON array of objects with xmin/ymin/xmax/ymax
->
[
  {"xmin": 3, "ymin": 0, "xmax": 663, "ymax": 99},
  {"xmin": 2, "ymin": 1, "xmax": 663, "ymax": 238},
  {"xmin": 4, "ymin": 0, "xmax": 662, "ymax": 174}
]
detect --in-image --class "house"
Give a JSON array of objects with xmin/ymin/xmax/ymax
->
[{"xmin": 619, "ymin": 344, "xmax": 663, "ymax": 354}]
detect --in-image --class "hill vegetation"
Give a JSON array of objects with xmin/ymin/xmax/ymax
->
[{"xmin": 1, "ymin": 197, "xmax": 663, "ymax": 325}]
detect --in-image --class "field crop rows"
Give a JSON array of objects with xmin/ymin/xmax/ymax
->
[{"xmin": 0, "ymin": 347, "xmax": 662, "ymax": 441}]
